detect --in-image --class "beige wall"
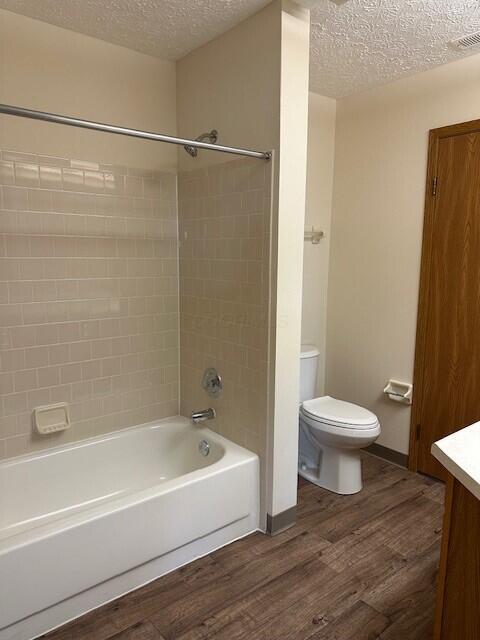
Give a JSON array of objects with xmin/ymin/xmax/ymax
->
[
  {"xmin": 177, "ymin": 0, "xmax": 310, "ymax": 522},
  {"xmin": 177, "ymin": 2, "xmax": 281, "ymax": 526},
  {"xmin": 326, "ymin": 52, "xmax": 480, "ymax": 454},
  {"xmin": 302, "ymin": 92, "xmax": 336, "ymax": 395},
  {"xmin": 176, "ymin": 3, "xmax": 281, "ymax": 171},
  {"xmin": 268, "ymin": 1, "xmax": 310, "ymax": 518},
  {"xmin": 0, "ymin": 9, "xmax": 177, "ymax": 172}
]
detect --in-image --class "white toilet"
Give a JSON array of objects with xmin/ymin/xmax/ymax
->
[{"xmin": 298, "ymin": 345, "xmax": 381, "ymax": 495}]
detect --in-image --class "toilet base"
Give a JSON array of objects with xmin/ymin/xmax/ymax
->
[{"xmin": 298, "ymin": 444, "xmax": 363, "ymax": 495}]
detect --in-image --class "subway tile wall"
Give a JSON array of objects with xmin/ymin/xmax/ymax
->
[
  {"xmin": 178, "ymin": 158, "xmax": 272, "ymax": 464},
  {"xmin": 0, "ymin": 150, "xmax": 179, "ymax": 459}
]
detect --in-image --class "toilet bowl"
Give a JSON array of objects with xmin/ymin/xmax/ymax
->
[{"xmin": 298, "ymin": 346, "xmax": 381, "ymax": 494}]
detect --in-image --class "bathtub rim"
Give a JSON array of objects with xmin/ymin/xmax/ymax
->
[{"xmin": 0, "ymin": 414, "xmax": 235, "ymax": 467}]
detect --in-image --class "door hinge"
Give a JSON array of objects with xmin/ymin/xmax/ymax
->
[
  {"xmin": 415, "ymin": 424, "xmax": 421, "ymax": 440},
  {"xmin": 432, "ymin": 177, "xmax": 437, "ymax": 196}
]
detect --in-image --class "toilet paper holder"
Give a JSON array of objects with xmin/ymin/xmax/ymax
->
[{"xmin": 383, "ymin": 379, "xmax": 413, "ymax": 405}]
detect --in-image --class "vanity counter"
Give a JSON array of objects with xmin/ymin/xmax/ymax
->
[{"xmin": 432, "ymin": 421, "xmax": 480, "ymax": 501}]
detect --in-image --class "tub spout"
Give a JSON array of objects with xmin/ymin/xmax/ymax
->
[{"xmin": 191, "ymin": 408, "xmax": 216, "ymax": 424}]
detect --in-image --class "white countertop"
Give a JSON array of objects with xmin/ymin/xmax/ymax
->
[{"xmin": 432, "ymin": 422, "xmax": 480, "ymax": 501}]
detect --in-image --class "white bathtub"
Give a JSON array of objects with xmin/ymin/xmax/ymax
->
[{"xmin": 0, "ymin": 416, "xmax": 259, "ymax": 640}]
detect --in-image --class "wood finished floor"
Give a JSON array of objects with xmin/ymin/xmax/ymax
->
[{"xmin": 43, "ymin": 453, "xmax": 444, "ymax": 640}]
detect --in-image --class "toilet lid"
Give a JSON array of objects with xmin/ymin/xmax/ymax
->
[{"xmin": 302, "ymin": 396, "xmax": 379, "ymax": 430}]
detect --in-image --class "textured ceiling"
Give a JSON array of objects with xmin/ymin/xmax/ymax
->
[
  {"xmin": 0, "ymin": 0, "xmax": 271, "ymax": 60},
  {"xmin": 309, "ymin": 0, "xmax": 480, "ymax": 97},
  {"xmin": 2, "ymin": 0, "xmax": 480, "ymax": 97}
]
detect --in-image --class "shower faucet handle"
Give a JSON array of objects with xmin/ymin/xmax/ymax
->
[{"xmin": 202, "ymin": 367, "xmax": 223, "ymax": 398}]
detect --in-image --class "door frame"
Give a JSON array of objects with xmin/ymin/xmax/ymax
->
[{"xmin": 409, "ymin": 118, "xmax": 480, "ymax": 473}]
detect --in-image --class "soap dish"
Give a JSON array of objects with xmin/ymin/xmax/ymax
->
[{"xmin": 33, "ymin": 403, "xmax": 71, "ymax": 435}]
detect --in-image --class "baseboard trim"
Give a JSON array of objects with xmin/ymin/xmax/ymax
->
[
  {"xmin": 366, "ymin": 443, "xmax": 408, "ymax": 468},
  {"xmin": 266, "ymin": 506, "xmax": 296, "ymax": 536}
]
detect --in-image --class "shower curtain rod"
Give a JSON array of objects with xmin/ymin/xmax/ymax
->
[{"xmin": 0, "ymin": 104, "xmax": 272, "ymax": 161}]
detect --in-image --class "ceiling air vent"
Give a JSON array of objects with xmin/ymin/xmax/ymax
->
[{"xmin": 450, "ymin": 31, "xmax": 480, "ymax": 50}]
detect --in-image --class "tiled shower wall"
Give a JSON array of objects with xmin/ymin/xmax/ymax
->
[
  {"xmin": 178, "ymin": 158, "xmax": 272, "ymax": 462},
  {"xmin": 0, "ymin": 150, "xmax": 179, "ymax": 459}
]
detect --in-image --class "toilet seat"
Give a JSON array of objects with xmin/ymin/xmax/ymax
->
[{"xmin": 301, "ymin": 396, "xmax": 379, "ymax": 430}]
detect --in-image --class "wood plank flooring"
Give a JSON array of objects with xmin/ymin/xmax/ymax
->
[{"xmin": 43, "ymin": 453, "xmax": 444, "ymax": 640}]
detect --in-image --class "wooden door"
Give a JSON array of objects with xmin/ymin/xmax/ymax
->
[{"xmin": 410, "ymin": 120, "xmax": 480, "ymax": 479}]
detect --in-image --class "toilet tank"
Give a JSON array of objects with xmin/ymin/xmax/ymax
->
[{"xmin": 300, "ymin": 344, "xmax": 320, "ymax": 403}]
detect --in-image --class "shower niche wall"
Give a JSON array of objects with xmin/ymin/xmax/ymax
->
[{"xmin": 0, "ymin": 140, "xmax": 273, "ymax": 489}]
